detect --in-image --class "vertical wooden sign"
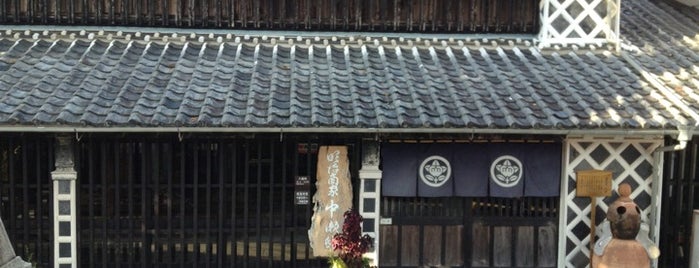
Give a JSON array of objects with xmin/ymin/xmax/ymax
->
[
  {"xmin": 308, "ymin": 146, "xmax": 353, "ymax": 257},
  {"xmin": 576, "ymin": 170, "xmax": 612, "ymax": 259}
]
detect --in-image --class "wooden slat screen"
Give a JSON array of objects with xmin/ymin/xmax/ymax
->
[
  {"xmin": 75, "ymin": 135, "xmax": 361, "ymax": 267},
  {"xmin": 0, "ymin": 135, "xmax": 54, "ymax": 268},
  {"xmin": 1, "ymin": 0, "xmax": 539, "ymax": 33},
  {"xmin": 380, "ymin": 196, "xmax": 558, "ymax": 267},
  {"xmin": 659, "ymin": 138, "xmax": 699, "ymax": 268}
]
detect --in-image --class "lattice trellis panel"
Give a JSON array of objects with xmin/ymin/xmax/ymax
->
[
  {"xmin": 539, "ymin": 0, "xmax": 620, "ymax": 48},
  {"xmin": 560, "ymin": 138, "xmax": 662, "ymax": 268}
]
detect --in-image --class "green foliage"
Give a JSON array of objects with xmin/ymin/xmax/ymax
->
[{"xmin": 328, "ymin": 256, "xmax": 348, "ymax": 268}]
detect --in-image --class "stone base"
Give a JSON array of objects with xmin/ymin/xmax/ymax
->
[{"xmin": 0, "ymin": 257, "xmax": 32, "ymax": 268}]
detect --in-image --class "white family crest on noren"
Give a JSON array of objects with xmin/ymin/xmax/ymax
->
[
  {"xmin": 490, "ymin": 155, "xmax": 523, "ymax": 188},
  {"xmin": 419, "ymin": 155, "xmax": 451, "ymax": 187}
]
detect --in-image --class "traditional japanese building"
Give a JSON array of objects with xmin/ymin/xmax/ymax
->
[{"xmin": 0, "ymin": 0, "xmax": 698, "ymax": 267}]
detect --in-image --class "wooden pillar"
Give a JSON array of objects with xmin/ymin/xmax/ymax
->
[
  {"xmin": 358, "ymin": 140, "xmax": 382, "ymax": 267},
  {"xmin": 52, "ymin": 136, "xmax": 77, "ymax": 268}
]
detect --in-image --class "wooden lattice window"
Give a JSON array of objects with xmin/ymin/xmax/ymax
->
[{"xmin": 538, "ymin": 0, "xmax": 620, "ymax": 47}]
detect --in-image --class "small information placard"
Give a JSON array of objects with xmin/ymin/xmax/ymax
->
[
  {"xmin": 575, "ymin": 169, "xmax": 613, "ymax": 257},
  {"xmin": 576, "ymin": 170, "xmax": 612, "ymax": 197},
  {"xmin": 295, "ymin": 176, "xmax": 310, "ymax": 205}
]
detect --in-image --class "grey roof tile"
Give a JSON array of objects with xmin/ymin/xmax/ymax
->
[
  {"xmin": 620, "ymin": 0, "xmax": 699, "ymax": 121},
  {"xmin": 0, "ymin": 23, "xmax": 695, "ymax": 130}
]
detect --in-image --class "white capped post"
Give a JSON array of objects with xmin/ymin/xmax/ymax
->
[
  {"xmin": 358, "ymin": 140, "xmax": 382, "ymax": 267},
  {"xmin": 52, "ymin": 136, "xmax": 77, "ymax": 268}
]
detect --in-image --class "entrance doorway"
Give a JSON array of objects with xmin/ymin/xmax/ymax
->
[{"xmin": 379, "ymin": 196, "xmax": 558, "ymax": 267}]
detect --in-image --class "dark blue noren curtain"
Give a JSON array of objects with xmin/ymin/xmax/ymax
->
[
  {"xmin": 452, "ymin": 143, "xmax": 489, "ymax": 196},
  {"xmin": 381, "ymin": 142, "xmax": 561, "ymax": 197},
  {"xmin": 487, "ymin": 143, "xmax": 525, "ymax": 198},
  {"xmin": 381, "ymin": 143, "xmax": 455, "ymax": 197},
  {"xmin": 415, "ymin": 143, "xmax": 454, "ymax": 197},
  {"xmin": 381, "ymin": 143, "xmax": 419, "ymax": 196},
  {"xmin": 522, "ymin": 142, "xmax": 562, "ymax": 197}
]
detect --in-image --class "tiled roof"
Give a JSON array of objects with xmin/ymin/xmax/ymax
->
[
  {"xmin": 622, "ymin": 0, "xmax": 699, "ymax": 116},
  {"xmin": 0, "ymin": 1, "xmax": 695, "ymax": 131}
]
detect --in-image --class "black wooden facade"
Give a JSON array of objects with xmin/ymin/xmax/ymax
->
[
  {"xmin": 0, "ymin": 0, "xmax": 539, "ymax": 33},
  {"xmin": 0, "ymin": 0, "xmax": 697, "ymax": 267},
  {"xmin": 2, "ymin": 134, "xmax": 366, "ymax": 267},
  {"xmin": 0, "ymin": 134, "xmax": 54, "ymax": 267},
  {"xmin": 659, "ymin": 138, "xmax": 699, "ymax": 268},
  {"xmin": 379, "ymin": 196, "xmax": 558, "ymax": 267},
  {"xmin": 0, "ymin": 134, "xmax": 565, "ymax": 267}
]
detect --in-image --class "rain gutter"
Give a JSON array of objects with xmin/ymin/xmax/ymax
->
[
  {"xmin": 0, "ymin": 25, "xmax": 536, "ymax": 43},
  {"xmin": 0, "ymin": 126, "xmax": 680, "ymax": 136},
  {"xmin": 654, "ymin": 125, "xmax": 694, "ymax": 153}
]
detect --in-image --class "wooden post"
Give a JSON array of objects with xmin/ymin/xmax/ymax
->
[
  {"xmin": 691, "ymin": 210, "xmax": 699, "ymax": 268},
  {"xmin": 576, "ymin": 170, "xmax": 613, "ymax": 262},
  {"xmin": 589, "ymin": 197, "xmax": 597, "ymax": 255}
]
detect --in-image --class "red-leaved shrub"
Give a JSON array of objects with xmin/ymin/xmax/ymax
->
[{"xmin": 330, "ymin": 209, "xmax": 374, "ymax": 268}]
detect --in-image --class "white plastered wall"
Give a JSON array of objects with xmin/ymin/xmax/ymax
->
[{"xmin": 558, "ymin": 136, "xmax": 663, "ymax": 268}]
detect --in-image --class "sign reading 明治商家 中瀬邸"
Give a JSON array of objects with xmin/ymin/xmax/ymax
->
[{"xmin": 308, "ymin": 146, "xmax": 353, "ymax": 257}]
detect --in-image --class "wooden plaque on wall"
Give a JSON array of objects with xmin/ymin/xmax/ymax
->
[{"xmin": 576, "ymin": 170, "xmax": 612, "ymax": 197}]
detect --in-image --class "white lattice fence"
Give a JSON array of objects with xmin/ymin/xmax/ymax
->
[
  {"xmin": 560, "ymin": 138, "xmax": 662, "ymax": 267},
  {"xmin": 539, "ymin": 0, "xmax": 620, "ymax": 48}
]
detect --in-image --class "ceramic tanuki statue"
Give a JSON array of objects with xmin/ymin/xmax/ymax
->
[{"xmin": 591, "ymin": 183, "xmax": 659, "ymax": 268}]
